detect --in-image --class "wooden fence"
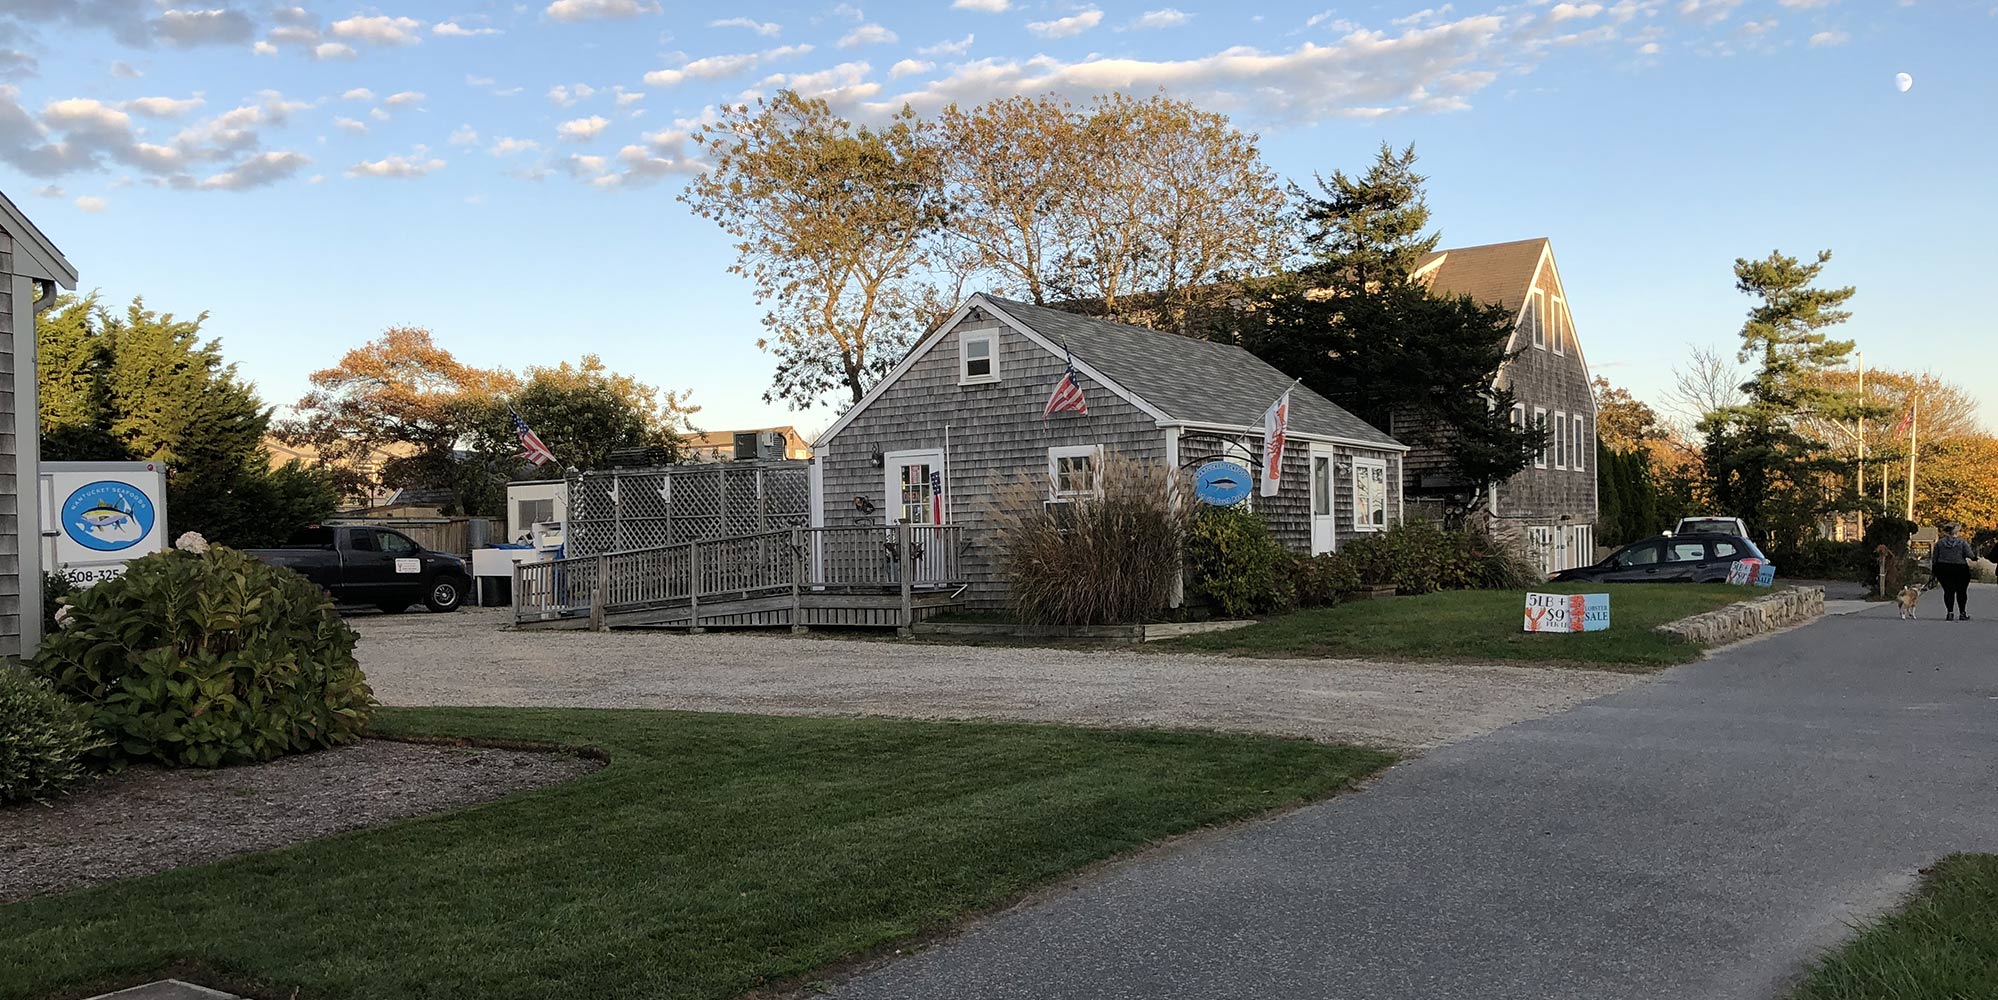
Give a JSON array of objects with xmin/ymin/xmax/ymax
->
[{"xmin": 327, "ymin": 517, "xmax": 503, "ymax": 556}]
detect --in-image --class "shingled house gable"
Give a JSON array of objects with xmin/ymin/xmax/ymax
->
[
  {"xmin": 813, "ymin": 293, "xmax": 1407, "ymax": 610},
  {"xmin": 1405, "ymin": 238, "xmax": 1600, "ymax": 575}
]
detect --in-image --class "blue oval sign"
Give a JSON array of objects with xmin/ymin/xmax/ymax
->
[
  {"xmin": 61, "ymin": 480, "xmax": 158, "ymax": 553},
  {"xmin": 1193, "ymin": 461, "xmax": 1254, "ymax": 506}
]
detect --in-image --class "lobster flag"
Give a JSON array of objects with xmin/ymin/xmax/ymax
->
[{"xmin": 1260, "ymin": 390, "xmax": 1290, "ymax": 497}]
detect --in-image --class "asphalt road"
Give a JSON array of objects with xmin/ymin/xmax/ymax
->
[{"xmin": 828, "ymin": 586, "xmax": 1998, "ymax": 1000}]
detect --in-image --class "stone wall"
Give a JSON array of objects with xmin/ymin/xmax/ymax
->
[{"xmin": 1652, "ymin": 586, "xmax": 1825, "ymax": 647}]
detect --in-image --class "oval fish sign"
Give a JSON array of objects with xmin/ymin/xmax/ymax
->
[
  {"xmin": 62, "ymin": 480, "xmax": 158, "ymax": 553},
  {"xmin": 1193, "ymin": 460, "xmax": 1254, "ymax": 506}
]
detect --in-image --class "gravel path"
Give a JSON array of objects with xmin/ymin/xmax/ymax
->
[
  {"xmin": 354, "ymin": 609, "xmax": 1640, "ymax": 751},
  {"xmin": 0, "ymin": 740, "xmax": 600, "ymax": 903}
]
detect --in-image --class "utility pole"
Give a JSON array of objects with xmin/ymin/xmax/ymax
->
[
  {"xmin": 1904, "ymin": 393, "xmax": 1919, "ymax": 522},
  {"xmin": 1855, "ymin": 353, "xmax": 1866, "ymax": 503}
]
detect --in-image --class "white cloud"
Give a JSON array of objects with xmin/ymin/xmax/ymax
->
[
  {"xmin": 35, "ymin": 185, "xmax": 66, "ymax": 198},
  {"xmin": 710, "ymin": 17, "xmax": 781, "ymax": 35},
  {"xmin": 0, "ymin": 88, "xmax": 316, "ymax": 186},
  {"xmin": 544, "ymin": 0, "xmax": 662, "ymax": 22},
  {"xmin": 466, "ymin": 74, "xmax": 496, "ymax": 87},
  {"xmin": 434, "ymin": 21, "xmax": 502, "ymax": 37},
  {"xmin": 74, "ymin": 195, "xmax": 106, "ymax": 213},
  {"xmin": 252, "ymin": 41, "xmax": 278, "ymax": 55},
  {"xmin": 383, "ymin": 91, "xmax": 426, "ymax": 108},
  {"xmin": 1548, "ymin": 2, "xmax": 1605, "ymax": 21},
  {"xmin": 1677, "ymin": 0, "xmax": 1742, "ymax": 25},
  {"xmin": 1027, "ymin": 8, "xmax": 1104, "ymax": 38},
  {"xmin": 890, "ymin": 58, "xmax": 934, "ymax": 78},
  {"xmin": 184, "ymin": 150, "xmax": 313, "ymax": 190},
  {"xmin": 342, "ymin": 87, "xmax": 375, "ymax": 102},
  {"xmin": 952, "ymin": 0, "xmax": 1010, "ymax": 10},
  {"xmin": 314, "ymin": 42, "xmax": 357, "ymax": 60},
  {"xmin": 111, "ymin": 62, "xmax": 143, "ymax": 79},
  {"xmin": 333, "ymin": 115, "xmax": 368, "ymax": 134},
  {"xmin": 557, "ymin": 115, "xmax": 611, "ymax": 140},
  {"xmin": 918, "ymin": 34, "xmax": 974, "ymax": 56},
  {"xmin": 749, "ymin": 61, "xmax": 877, "ymax": 104},
  {"xmin": 347, "ymin": 147, "xmax": 445, "ymax": 178},
  {"xmin": 448, "ymin": 124, "xmax": 480, "ymax": 145},
  {"xmin": 548, "ymin": 83, "xmax": 597, "ymax": 106},
  {"xmin": 1777, "ymin": 0, "xmax": 1831, "ymax": 7},
  {"xmin": 1127, "ymin": 8, "xmax": 1191, "ymax": 29},
  {"xmin": 830, "ymin": 3, "xmax": 865, "ymax": 20},
  {"xmin": 489, "ymin": 136, "xmax": 541, "ymax": 155},
  {"xmin": 645, "ymin": 45, "xmax": 812, "ymax": 86},
  {"xmin": 369, "ymin": 107, "xmax": 391, "ymax": 122},
  {"xmin": 329, "ymin": 15, "xmax": 425, "ymax": 45},
  {"xmin": 615, "ymin": 88, "xmax": 645, "ymax": 106},
  {"xmin": 839, "ymin": 23, "xmax": 899, "ymax": 47},
  {"xmin": 1638, "ymin": 40, "xmax": 1662, "ymax": 54},
  {"xmin": 155, "ymin": 8, "xmax": 256, "ymax": 48},
  {"xmin": 1808, "ymin": 29, "xmax": 1848, "ymax": 45},
  {"xmin": 123, "ymin": 96, "xmax": 206, "ymax": 118}
]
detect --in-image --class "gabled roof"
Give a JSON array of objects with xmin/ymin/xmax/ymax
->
[
  {"xmin": 978, "ymin": 296, "xmax": 1402, "ymax": 449},
  {"xmin": 0, "ymin": 188, "xmax": 78, "ymax": 288},
  {"xmin": 1414, "ymin": 237, "xmax": 1548, "ymax": 315}
]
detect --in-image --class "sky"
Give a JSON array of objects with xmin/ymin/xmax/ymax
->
[{"xmin": 2, "ymin": 0, "xmax": 1992, "ymax": 441}]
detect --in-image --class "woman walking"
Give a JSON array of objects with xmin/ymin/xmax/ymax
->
[{"xmin": 1932, "ymin": 522, "xmax": 1976, "ymax": 621}]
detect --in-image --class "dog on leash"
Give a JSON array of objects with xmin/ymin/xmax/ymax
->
[{"xmin": 1897, "ymin": 584, "xmax": 1925, "ymax": 620}]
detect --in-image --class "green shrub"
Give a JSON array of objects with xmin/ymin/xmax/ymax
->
[
  {"xmin": 0, "ymin": 665, "xmax": 108, "ymax": 804},
  {"xmin": 1342, "ymin": 521, "xmax": 1538, "ymax": 595},
  {"xmin": 42, "ymin": 572, "xmax": 78, "ymax": 644},
  {"xmin": 1293, "ymin": 552, "xmax": 1361, "ymax": 609},
  {"xmin": 1185, "ymin": 507, "xmax": 1295, "ymax": 618},
  {"xmin": 34, "ymin": 544, "xmax": 375, "ymax": 768},
  {"xmin": 990, "ymin": 457, "xmax": 1195, "ymax": 627}
]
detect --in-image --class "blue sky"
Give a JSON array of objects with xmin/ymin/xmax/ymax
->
[{"xmin": 2, "ymin": 0, "xmax": 1990, "ymax": 438}]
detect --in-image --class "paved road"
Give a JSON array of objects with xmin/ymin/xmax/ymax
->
[{"xmin": 829, "ymin": 586, "xmax": 1998, "ymax": 1000}]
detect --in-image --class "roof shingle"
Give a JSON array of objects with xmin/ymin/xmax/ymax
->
[{"xmin": 1415, "ymin": 237, "xmax": 1548, "ymax": 314}]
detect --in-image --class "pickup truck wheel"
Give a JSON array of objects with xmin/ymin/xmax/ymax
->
[{"xmin": 425, "ymin": 577, "xmax": 465, "ymax": 613}]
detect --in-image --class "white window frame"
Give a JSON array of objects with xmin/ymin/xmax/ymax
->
[
  {"xmin": 958, "ymin": 330, "xmax": 998, "ymax": 385},
  {"xmin": 1352, "ymin": 456, "xmax": 1389, "ymax": 533},
  {"xmin": 1510, "ymin": 402, "xmax": 1525, "ymax": 434},
  {"xmin": 1532, "ymin": 407, "xmax": 1549, "ymax": 469},
  {"xmin": 1553, "ymin": 410, "xmax": 1568, "ymax": 470},
  {"xmin": 883, "ymin": 449, "xmax": 947, "ymax": 525},
  {"xmin": 1528, "ymin": 289, "xmax": 1547, "ymax": 351},
  {"xmin": 1047, "ymin": 444, "xmax": 1103, "ymax": 500},
  {"xmin": 1572, "ymin": 414, "xmax": 1587, "ymax": 473},
  {"xmin": 1551, "ymin": 295, "xmax": 1566, "ymax": 355}
]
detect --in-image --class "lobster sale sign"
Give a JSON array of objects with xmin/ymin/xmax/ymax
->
[{"xmin": 1523, "ymin": 592, "xmax": 1611, "ymax": 633}]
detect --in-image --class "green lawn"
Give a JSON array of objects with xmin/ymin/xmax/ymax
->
[
  {"xmin": 1170, "ymin": 584, "xmax": 1753, "ymax": 670},
  {"xmin": 1790, "ymin": 854, "xmax": 1998, "ymax": 999},
  {"xmin": 0, "ymin": 708, "xmax": 1393, "ymax": 1000}
]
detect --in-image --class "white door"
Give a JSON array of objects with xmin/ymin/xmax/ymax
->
[
  {"xmin": 1308, "ymin": 445, "xmax": 1336, "ymax": 555},
  {"xmin": 883, "ymin": 450, "xmax": 946, "ymax": 525}
]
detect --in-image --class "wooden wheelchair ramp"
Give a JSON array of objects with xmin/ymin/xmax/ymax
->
[{"xmin": 512, "ymin": 525, "xmax": 968, "ymax": 631}]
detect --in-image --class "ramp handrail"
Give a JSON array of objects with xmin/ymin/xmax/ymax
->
[{"xmin": 514, "ymin": 524, "xmax": 965, "ymax": 624}]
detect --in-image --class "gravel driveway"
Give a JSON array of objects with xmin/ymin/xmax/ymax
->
[{"xmin": 355, "ymin": 610, "xmax": 1640, "ymax": 751}]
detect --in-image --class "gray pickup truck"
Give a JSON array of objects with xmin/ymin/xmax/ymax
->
[{"xmin": 247, "ymin": 525, "xmax": 471, "ymax": 613}]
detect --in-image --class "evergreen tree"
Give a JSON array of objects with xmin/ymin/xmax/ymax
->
[{"xmin": 37, "ymin": 295, "xmax": 338, "ymax": 546}]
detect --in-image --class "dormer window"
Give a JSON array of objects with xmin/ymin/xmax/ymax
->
[{"xmin": 959, "ymin": 331, "xmax": 997, "ymax": 384}]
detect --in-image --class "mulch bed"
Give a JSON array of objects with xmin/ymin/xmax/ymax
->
[{"xmin": 0, "ymin": 740, "xmax": 602, "ymax": 904}]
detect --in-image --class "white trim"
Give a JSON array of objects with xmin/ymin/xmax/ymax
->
[
  {"xmin": 1307, "ymin": 443, "xmax": 1337, "ymax": 555},
  {"xmin": 957, "ymin": 329, "xmax": 998, "ymax": 385},
  {"xmin": 1164, "ymin": 426, "xmax": 1184, "ymax": 608},
  {"xmin": 1550, "ymin": 295, "xmax": 1566, "ymax": 356},
  {"xmin": 14, "ymin": 273, "xmax": 44, "ymax": 652},
  {"xmin": 1159, "ymin": 419, "xmax": 1410, "ymax": 454},
  {"xmin": 808, "ymin": 456, "xmax": 825, "ymax": 530},
  {"xmin": 1553, "ymin": 409, "xmax": 1568, "ymax": 470},
  {"xmin": 1532, "ymin": 406, "xmax": 1549, "ymax": 469},
  {"xmin": 1047, "ymin": 444, "xmax": 1103, "ymax": 499},
  {"xmin": 1527, "ymin": 288, "xmax": 1547, "ymax": 351},
  {"xmin": 1352, "ymin": 456, "xmax": 1389, "ymax": 533},
  {"xmin": 882, "ymin": 448, "xmax": 946, "ymax": 525},
  {"xmin": 815, "ymin": 294, "xmax": 1169, "ymax": 451},
  {"xmin": 0, "ymin": 195, "xmax": 79, "ymax": 287}
]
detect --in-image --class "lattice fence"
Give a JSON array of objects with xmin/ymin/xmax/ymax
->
[{"xmin": 564, "ymin": 461, "xmax": 812, "ymax": 557}]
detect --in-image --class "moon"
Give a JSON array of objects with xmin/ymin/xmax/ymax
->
[{"xmin": 1895, "ymin": 72, "xmax": 1914, "ymax": 93}]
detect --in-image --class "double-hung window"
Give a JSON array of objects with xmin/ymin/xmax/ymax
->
[
  {"xmin": 959, "ymin": 331, "xmax": 997, "ymax": 384},
  {"xmin": 1553, "ymin": 410, "xmax": 1568, "ymax": 470},
  {"xmin": 1532, "ymin": 407, "xmax": 1549, "ymax": 469},
  {"xmin": 1526, "ymin": 290, "xmax": 1546, "ymax": 350},
  {"xmin": 1352, "ymin": 457, "xmax": 1389, "ymax": 531},
  {"xmin": 1571, "ymin": 414, "xmax": 1587, "ymax": 473},
  {"xmin": 1048, "ymin": 445, "xmax": 1101, "ymax": 499},
  {"xmin": 1551, "ymin": 296, "xmax": 1566, "ymax": 355}
]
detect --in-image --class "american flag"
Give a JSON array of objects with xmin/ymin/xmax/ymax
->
[
  {"xmin": 1044, "ymin": 353, "xmax": 1088, "ymax": 419},
  {"xmin": 513, "ymin": 409, "xmax": 558, "ymax": 466}
]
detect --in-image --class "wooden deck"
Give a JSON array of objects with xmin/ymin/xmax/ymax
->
[{"xmin": 513, "ymin": 525, "xmax": 968, "ymax": 631}]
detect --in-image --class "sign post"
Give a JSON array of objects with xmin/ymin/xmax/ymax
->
[{"xmin": 41, "ymin": 461, "xmax": 168, "ymax": 587}]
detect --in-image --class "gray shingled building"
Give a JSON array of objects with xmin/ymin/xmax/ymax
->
[
  {"xmin": 1, "ymin": 191, "xmax": 80, "ymax": 655},
  {"xmin": 811, "ymin": 294, "xmax": 1408, "ymax": 610}
]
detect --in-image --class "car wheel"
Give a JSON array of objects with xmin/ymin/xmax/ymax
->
[{"xmin": 425, "ymin": 577, "xmax": 464, "ymax": 613}]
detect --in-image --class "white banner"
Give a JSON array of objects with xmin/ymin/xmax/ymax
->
[{"xmin": 1260, "ymin": 391, "xmax": 1290, "ymax": 498}]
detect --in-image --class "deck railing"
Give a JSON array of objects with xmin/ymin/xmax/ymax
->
[{"xmin": 515, "ymin": 524, "xmax": 966, "ymax": 626}]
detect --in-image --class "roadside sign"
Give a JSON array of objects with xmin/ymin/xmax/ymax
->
[
  {"xmin": 1726, "ymin": 559, "xmax": 1777, "ymax": 587},
  {"xmin": 42, "ymin": 461, "xmax": 168, "ymax": 587},
  {"xmin": 1524, "ymin": 592, "xmax": 1611, "ymax": 633},
  {"xmin": 1192, "ymin": 460, "xmax": 1254, "ymax": 506}
]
